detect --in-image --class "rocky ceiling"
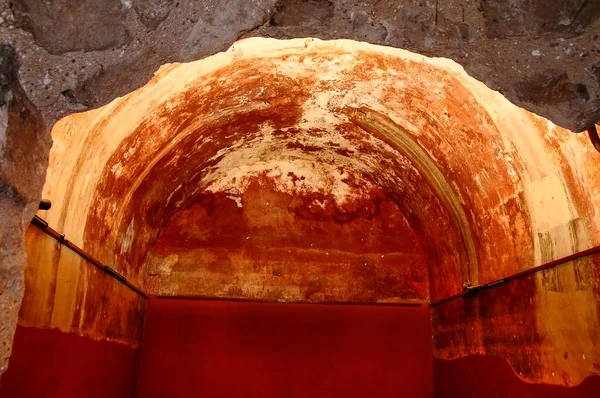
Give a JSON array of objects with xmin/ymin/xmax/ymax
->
[
  {"xmin": 40, "ymin": 39, "xmax": 600, "ymax": 307},
  {"xmin": 1, "ymin": 0, "xmax": 599, "ymax": 132}
]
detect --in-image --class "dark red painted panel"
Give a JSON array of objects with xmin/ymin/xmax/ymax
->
[
  {"xmin": 136, "ymin": 299, "xmax": 433, "ymax": 398},
  {"xmin": 0, "ymin": 326, "xmax": 140, "ymax": 398},
  {"xmin": 434, "ymin": 355, "xmax": 600, "ymax": 398}
]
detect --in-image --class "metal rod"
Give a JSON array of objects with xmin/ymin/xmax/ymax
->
[
  {"xmin": 430, "ymin": 244, "xmax": 600, "ymax": 307},
  {"xmin": 31, "ymin": 215, "xmax": 148, "ymax": 299},
  {"xmin": 155, "ymin": 295, "xmax": 427, "ymax": 307}
]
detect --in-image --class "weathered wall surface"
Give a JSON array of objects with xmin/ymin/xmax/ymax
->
[
  {"xmin": 433, "ymin": 254, "xmax": 600, "ymax": 387},
  {"xmin": 145, "ymin": 182, "xmax": 430, "ymax": 302},
  {"xmin": 1, "ymin": 0, "xmax": 599, "ymax": 131},
  {"xmin": 0, "ymin": 222, "xmax": 144, "ymax": 388},
  {"xmin": 433, "ymin": 80, "xmax": 600, "ymax": 386},
  {"xmin": 435, "ymin": 354, "xmax": 600, "ymax": 397},
  {"xmin": 36, "ymin": 39, "xmax": 600, "ymax": 386},
  {"xmin": 43, "ymin": 39, "xmax": 535, "ymax": 305},
  {"xmin": 18, "ymin": 225, "xmax": 145, "ymax": 347},
  {"xmin": 136, "ymin": 298, "xmax": 433, "ymax": 398}
]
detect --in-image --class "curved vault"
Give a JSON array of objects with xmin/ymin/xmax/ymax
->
[
  {"xmin": 36, "ymin": 38, "xmax": 600, "ymax": 384},
  {"xmin": 42, "ymin": 37, "xmax": 600, "ymax": 301}
]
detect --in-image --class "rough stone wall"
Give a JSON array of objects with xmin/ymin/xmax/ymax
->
[
  {"xmin": 0, "ymin": 0, "xmax": 598, "ymax": 131},
  {"xmin": 0, "ymin": 45, "xmax": 50, "ymax": 374}
]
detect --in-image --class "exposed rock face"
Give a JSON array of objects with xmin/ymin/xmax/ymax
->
[
  {"xmin": 0, "ymin": 45, "xmax": 50, "ymax": 374},
  {"xmin": 133, "ymin": 0, "xmax": 174, "ymax": 29},
  {"xmin": 270, "ymin": 0, "xmax": 334, "ymax": 28},
  {"xmin": 516, "ymin": 69, "xmax": 591, "ymax": 107},
  {"xmin": 0, "ymin": 0, "xmax": 598, "ymax": 130},
  {"xmin": 480, "ymin": 0, "xmax": 600, "ymax": 38},
  {"xmin": 12, "ymin": 0, "xmax": 132, "ymax": 54}
]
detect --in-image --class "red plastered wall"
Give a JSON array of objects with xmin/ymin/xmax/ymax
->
[
  {"xmin": 136, "ymin": 298, "xmax": 433, "ymax": 398},
  {"xmin": 0, "ymin": 326, "xmax": 140, "ymax": 398}
]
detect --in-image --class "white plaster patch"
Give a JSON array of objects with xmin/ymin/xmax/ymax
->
[
  {"xmin": 225, "ymin": 187, "xmax": 243, "ymax": 208},
  {"xmin": 297, "ymin": 90, "xmax": 344, "ymax": 130},
  {"xmin": 205, "ymin": 157, "xmax": 367, "ymax": 204},
  {"xmin": 166, "ymin": 183, "xmax": 183, "ymax": 206},
  {"xmin": 111, "ymin": 161, "xmax": 124, "ymax": 177},
  {"xmin": 200, "ymin": 121, "xmax": 391, "ymax": 204},
  {"xmin": 474, "ymin": 169, "xmax": 490, "ymax": 198},
  {"xmin": 120, "ymin": 219, "xmax": 135, "ymax": 254},
  {"xmin": 226, "ymin": 194, "xmax": 243, "ymax": 208}
]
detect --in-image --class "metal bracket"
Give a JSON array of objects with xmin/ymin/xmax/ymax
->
[{"xmin": 38, "ymin": 199, "xmax": 52, "ymax": 211}]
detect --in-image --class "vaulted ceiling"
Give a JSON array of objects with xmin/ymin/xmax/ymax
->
[{"xmin": 40, "ymin": 39, "xmax": 600, "ymax": 305}]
